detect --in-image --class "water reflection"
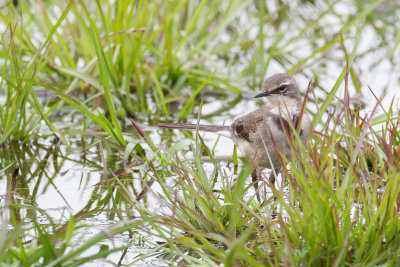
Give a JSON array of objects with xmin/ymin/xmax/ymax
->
[
  {"xmin": 0, "ymin": 138, "xmax": 142, "ymax": 222},
  {"xmin": 0, "ymin": 136, "xmax": 167, "ymax": 264}
]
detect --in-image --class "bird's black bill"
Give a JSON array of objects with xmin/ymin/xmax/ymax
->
[{"xmin": 254, "ymin": 91, "xmax": 270, "ymax": 98}]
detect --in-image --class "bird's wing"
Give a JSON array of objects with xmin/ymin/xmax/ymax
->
[
  {"xmin": 231, "ymin": 110, "xmax": 265, "ymax": 143},
  {"xmin": 232, "ymin": 109, "xmax": 304, "ymax": 143}
]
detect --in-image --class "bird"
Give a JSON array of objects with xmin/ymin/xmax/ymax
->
[{"xmin": 158, "ymin": 73, "xmax": 312, "ymax": 201}]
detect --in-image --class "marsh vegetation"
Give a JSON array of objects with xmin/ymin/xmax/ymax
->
[{"xmin": 1, "ymin": 0, "xmax": 400, "ymax": 265}]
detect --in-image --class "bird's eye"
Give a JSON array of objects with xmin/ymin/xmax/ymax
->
[{"xmin": 277, "ymin": 85, "xmax": 287, "ymax": 93}]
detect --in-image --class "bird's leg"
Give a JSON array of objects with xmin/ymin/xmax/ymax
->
[
  {"xmin": 268, "ymin": 169, "xmax": 276, "ymax": 186},
  {"xmin": 268, "ymin": 168, "xmax": 280, "ymax": 205},
  {"xmin": 251, "ymin": 169, "xmax": 261, "ymax": 202}
]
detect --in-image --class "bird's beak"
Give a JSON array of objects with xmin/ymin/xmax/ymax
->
[{"xmin": 254, "ymin": 91, "xmax": 270, "ymax": 98}]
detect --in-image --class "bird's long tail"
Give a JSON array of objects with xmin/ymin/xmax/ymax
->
[{"xmin": 158, "ymin": 123, "xmax": 230, "ymax": 133}]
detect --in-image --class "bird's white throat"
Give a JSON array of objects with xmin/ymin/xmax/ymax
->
[{"xmin": 267, "ymin": 95, "xmax": 299, "ymax": 118}]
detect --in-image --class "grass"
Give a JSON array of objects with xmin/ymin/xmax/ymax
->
[
  {"xmin": 1, "ymin": 0, "xmax": 400, "ymax": 265},
  {"xmin": 124, "ymin": 73, "xmax": 400, "ymax": 266}
]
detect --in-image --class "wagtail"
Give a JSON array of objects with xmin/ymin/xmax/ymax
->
[{"xmin": 158, "ymin": 73, "xmax": 312, "ymax": 200}]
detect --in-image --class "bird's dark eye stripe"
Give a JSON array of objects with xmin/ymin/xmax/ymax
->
[{"xmin": 271, "ymin": 85, "xmax": 287, "ymax": 94}]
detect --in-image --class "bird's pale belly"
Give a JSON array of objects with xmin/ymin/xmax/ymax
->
[
  {"xmin": 234, "ymin": 137, "xmax": 283, "ymax": 169},
  {"xmin": 235, "ymin": 139, "xmax": 257, "ymax": 157}
]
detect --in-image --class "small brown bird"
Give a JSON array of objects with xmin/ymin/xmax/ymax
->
[{"xmin": 158, "ymin": 73, "xmax": 312, "ymax": 200}]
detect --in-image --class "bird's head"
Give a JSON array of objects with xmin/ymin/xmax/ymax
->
[{"xmin": 254, "ymin": 73, "xmax": 301, "ymax": 101}]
